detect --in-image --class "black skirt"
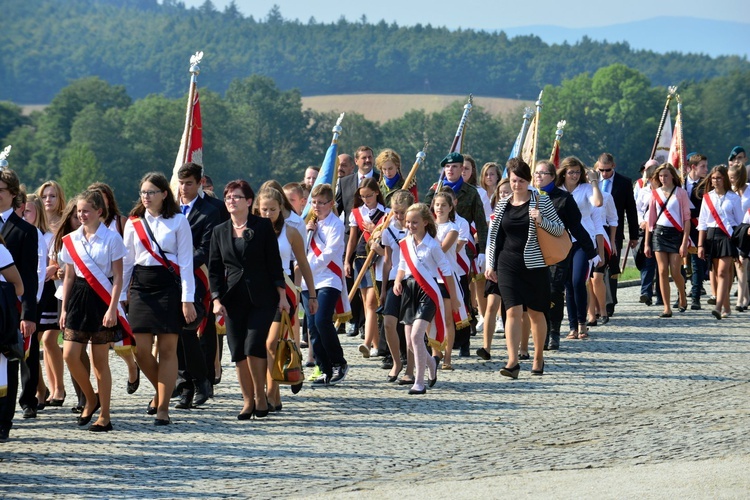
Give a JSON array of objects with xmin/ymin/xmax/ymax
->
[
  {"xmin": 496, "ymin": 264, "xmax": 551, "ymax": 312},
  {"xmin": 38, "ymin": 280, "xmax": 59, "ymax": 329},
  {"xmin": 705, "ymin": 227, "xmax": 738, "ymax": 260},
  {"xmin": 63, "ymin": 277, "xmax": 122, "ymax": 344},
  {"xmin": 653, "ymin": 225, "xmax": 684, "ymax": 254},
  {"xmin": 399, "ymin": 277, "xmax": 444, "ymax": 325},
  {"xmin": 129, "ymin": 265, "xmax": 183, "ymax": 334}
]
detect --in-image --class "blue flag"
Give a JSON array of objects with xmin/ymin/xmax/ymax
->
[{"xmin": 302, "ymin": 142, "xmax": 338, "ymax": 220}]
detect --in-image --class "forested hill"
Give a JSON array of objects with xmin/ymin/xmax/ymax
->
[{"xmin": 2, "ymin": 0, "xmax": 748, "ymax": 104}]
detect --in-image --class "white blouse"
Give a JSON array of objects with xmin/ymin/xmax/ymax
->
[
  {"xmin": 435, "ymin": 221, "xmax": 459, "ymax": 279},
  {"xmin": 455, "ymin": 215, "xmax": 472, "ymax": 277},
  {"xmin": 563, "ymin": 183, "xmax": 597, "ymax": 245},
  {"xmin": 122, "ymin": 212, "xmax": 195, "ymax": 302},
  {"xmin": 304, "ymin": 211, "xmax": 345, "ymax": 292},
  {"xmin": 378, "ymin": 220, "xmax": 407, "ymax": 282},
  {"xmin": 697, "ymin": 190, "xmax": 743, "ymax": 233},
  {"xmin": 60, "ymin": 223, "xmax": 127, "ymax": 279},
  {"xmin": 397, "ymin": 233, "xmax": 453, "ymax": 279}
]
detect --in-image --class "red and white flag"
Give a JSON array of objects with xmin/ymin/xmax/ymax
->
[
  {"xmin": 653, "ymin": 110, "xmax": 673, "ymax": 165},
  {"xmin": 668, "ymin": 102, "xmax": 686, "ymax": 178}
]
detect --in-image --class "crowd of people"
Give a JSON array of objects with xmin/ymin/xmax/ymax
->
[{"xmin": 0, "ymin": 143, "xmax": 747, "ymax": 441}]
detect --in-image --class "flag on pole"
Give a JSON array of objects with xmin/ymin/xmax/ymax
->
[
  {"xmin": 668, "ymin": 100, "xmax": 686, "ymax": 178},
  {"xmin": 302, "ymin": 113, "xmax": 345, "ymax": 221},
  {"xmin": 549, "ymin": 120, "xmax": 566, "ymax": 169},
  {"xmin": 170, "ymin": 51, "xmax": 204, "ymax": 197},
  {"xmin": 503, "ymin": 107, "xmax": 534, "ymax": 178},
  {"xmin": 653, "ymin": 110, "xmax": 673, "ymax": 165},
  {"xmin": 434, "ymin": 97, "xmax": 473, "ymax": 189},
  {"xmin": 521, "ymin": 112, "xmax": 538, "ymax": 167}
]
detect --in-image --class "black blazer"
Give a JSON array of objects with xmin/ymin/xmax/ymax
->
[
  {"xmin": 186, "ymin": 195, "xmax": 220, "ymax": 270},
  {"xmin": 335, "ymin": 170, "xmax": 381, "ymax": 235},
  {"xmin": 202, "ymin": 192, "xmax": 230, "ymax": 223},
  {"xmin": 208, "ymin": 215, "xmax": 284, "ymax": 310},
  {"xmin": 1, "ymin": 212, "xmax": 38, "ymax": 322},
  {"xmin": 688, "ymin": 176, "xmax": 706, "ymax": 245},
  {"xmin": 609, "ymin": 172, "xmax": 639, "ymax": 245},
  {"xmin": 548, "ymin": 187, "xmax": 597, "ymax": 260}
]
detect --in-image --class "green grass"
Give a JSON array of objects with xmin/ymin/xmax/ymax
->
[{"xmin": 619, "ymin": 267, "xmax": 640, "ymax": 281}]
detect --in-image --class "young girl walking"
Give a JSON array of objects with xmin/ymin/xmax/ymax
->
[
  {"xmin": 59, "ymin": 190, "xmax": 128, "ymax": 431},
  {"xmin": 394, "ymin": 203, "xmax": 459, "ymax": 395}
]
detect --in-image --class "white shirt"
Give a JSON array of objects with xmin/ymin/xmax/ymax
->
[
  {"xmin": 277, "ymin": 223, "xmax": 293, "ymax": 275},
  {"xmin": 654, "ymin": 187, "xmax": 683, "ymax": 228},
  {"xmin": 0, "ymin": 244, "xmax": 14, "ymax": 273},
  {"xmin": 686, "ymin": 176, "xmax": 701, "ymax": 199},
  {"xmin": 377, "ymin": 219, "xmax": 407, "ymax": 282},
  {"xmin": 35, "ymin": 228, "xmax": 47, "ymax": 303},
  {"xmin": 636, "ymin": 186, "xmax": 652, "ymax": 225},
  {"xmin": 304, "ymin": 211, "xmax": 345, "ymax": 291},
  {"xmin": 697, "ymin": 190, "xmax": 743, "ymax": 233},
  {"xmin": 285, "ymin": 210, "xmax": 306, "ymax": 241},
  {"xmin": 563, "ymin": 183, "xmax": 597, "ymax": 245},
  {"xmin": 455, "ymin": 215, "xmax": 472, "ymax": 277},
  {"xmin": 397, "ymin": 233, "xmax": 453, "ymax": 279},
  {"xmin": 435, "ymin": 221, "xmax": 459, "ymax": 280},
  {"xmin": 348, "ymin": 203, "xmax": 387, "ymax": 228},
  {"xmin": 179, "ymin": 196, "xmax": 198, "ymax": 217},
  {"xmin": 60, "ymin": 223, "xmax": 127, "ymax": 279},
  {"xmin": 0, "ymin": 208, "xmax": 14, "ymax": 229},
  {"xmin": 122, "ymin": 212, "xmax": 195, "ymax": 301}
]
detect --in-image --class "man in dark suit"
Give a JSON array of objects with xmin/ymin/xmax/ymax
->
[
  {"xmin": 335, "ymin": 146, "xmax": 380, "ymax": 338},
  {"xmin": 0, "ymin": 169, "xmax": 38, "ymax": 441},
  {"xmin": 685, "ymin": 153, "xmax": 708, "ymax": 309},
  {"xmin": 175, "ymin": 163, "xmax": 220, "ymax": 408},
  {"xmin": 596, "ymin": 153, "xmax": 638, "ymax": 316}
]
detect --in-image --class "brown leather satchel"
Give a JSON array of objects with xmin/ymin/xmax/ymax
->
[
  {"xmin": 271, "ymin": 310, "xmax": 305, "ymax": 385},
  {"xmin": 535, "ymin": 193, "xmax": 572, "ymax": 265}
]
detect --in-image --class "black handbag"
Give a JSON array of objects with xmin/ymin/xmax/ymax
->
[{"xmin": 140, "ymin": 217, "xmax": 204, "ymax": 330}]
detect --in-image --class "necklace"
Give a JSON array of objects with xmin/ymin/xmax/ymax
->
[{"xmin": 232, "ymin": 220, "xmax": 248, "ymax": 229}]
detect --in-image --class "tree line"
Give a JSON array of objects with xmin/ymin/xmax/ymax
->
[
  {"xmin": 2, "ymin": 0, "xmax": 748, "ymax": 104},
  {"xmin": 1, "ymin": 63, "xmax": 747, "ymax": 208}
]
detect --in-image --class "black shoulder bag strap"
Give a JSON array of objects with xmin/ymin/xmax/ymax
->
[{"xmin": 140, "ymin": 217, "xmax": 181, "ymax": 285}]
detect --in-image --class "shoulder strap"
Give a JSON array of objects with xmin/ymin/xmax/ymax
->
[{"xmin": 140, "ymin": 217, "xmax": 180, "ymax": 278}]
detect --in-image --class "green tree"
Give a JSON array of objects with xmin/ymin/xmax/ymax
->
[{"xmin": 59, "ymin": 143, "xmax": 103, "ymax": 197}]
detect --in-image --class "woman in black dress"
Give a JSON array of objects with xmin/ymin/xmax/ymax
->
[
  {"xmin": 485, "ymin": 158, "xmax": 564, "ymax": 378},
  {"xmin": 209, "ymin": 180, "xmax": 289, "ymax": 420}
]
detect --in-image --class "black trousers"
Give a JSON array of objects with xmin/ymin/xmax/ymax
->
[
  {"xmin": 546, "ymin": 256, "xmax": 571, "ymax": 344},
  {"xmin": 176, "ymin": 328, "xmax": 208, "ymax": 390},
  {"xmin": 19, "ymin": 332, "xmax": 40, "ymax": 411},
  {"xmin": 0, "ymin": 359, "xmax": 20, "ymax": 431},
  {"xmin": 607, "ymin": 240, "xmax": 624, "ymax": 313}
]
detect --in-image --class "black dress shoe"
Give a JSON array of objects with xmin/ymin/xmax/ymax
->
[
  {"xmin": 146, "ymin": 402, "xmax": 157, "ymax": 415},
  {"xmin": 428, "ymin": 356, "xmax": 439, "ymax": 388},
  {"xmin": 408, "ymin": 387, "xmax": 427, "ymax": 395},
  {"xmin": 518, "ymin": 352, "xmax": 530, "ymax": 360},
  {"xmin": 154, "ymin": 418, "xmax": 171, "ymax": 426},
  {"xmin": 254, "ymin": 406, "xmax": 269, "ymax": 419},
  {"xmin": 459, "ymin": 344, "xmax": 470, "ymax": 357},
  {"xmin": 600, "ymin": 316, "xmax": 610, "ymax": 325},
  {"xmin": 548, "ymin": 341, "xmax": 559, "ymax": 351},
  {"xmin": 500, "ymin": 363, "xmax": 521, "ymax": 379},
  {"xmin": 77, "ymin": 397, "xmax": 101, "ymax": 426},
  {"xmin": 531, "ymin": 361, "xmax": 545, "ymax": 376},
  {"xmin": 127, "ymin": 367, "xmax": 140, "ymax": 395},
  {"xmin": 88, "ymin": 422, "xmax": 113, "ymax": 432},
  {"xmin": 380, "ymin": 355, "xmax": 394, "ymax": 370},
  {"xmin": 175, "ymin": 390, "xmax": 194, "ymax": 410},
  {"xmin": 291, "ymin": 382, "xmax": 303, "ymax": 394},
  {"xmin": 0, "ymin": 427, "xmax": 9, "ymax": 442},
  {"xmin": 659, "ymin": 312, "xmax": 673, "ymax": 318},
  {"xmin": 71, "ymin": 405, "xmax": 84, "ymax": 414},
  {"xmin": 237, "ymin": 411, "xmax": 253, "ymax": 421},
  {"xmin": 193, "ymin": 380, "xmax": 212, "ymax": 407},
  {"xmin": 22, "ymin": 407, "xmax": 37, "ymax": 419},
  {"xmin": 476, "ymin": 347, "xmax": 491, "ymax": 360}
]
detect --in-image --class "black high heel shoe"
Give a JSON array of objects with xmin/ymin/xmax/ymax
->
[
  {"xmin": 254, "ymin": 403, "xmax": 269, "ymax": 419},
  {"xmin": 237, "ymin": 403, "xmax": 255, "ymax": 420},
  {"xmin": 127, "ymin": 367, "xmax": 140, "ymax": 395},
  {"xmin": 428, "ymin": 356, "xmax": 440, "ymax": 388},
  {"xmin": 146, "ymin": 399, "xmax": 157, "ymax": 415},
  {"xmin": 48, "ymin": 390, "xmax": 66, "ymax": 407},
  {"xmin": 531, "ymin": 361, "xmax": 545, "ymax": 376},
  {"xmin": 77, "ymin": 396, "xmax": 101, "ymax": 426},
  {"xmin": 500, "ymin": 363, "xmax": 521, "ymax": 379},
  {"xmin": 387, "ymin": 365, "xmax": 403, "ymax": 383}
]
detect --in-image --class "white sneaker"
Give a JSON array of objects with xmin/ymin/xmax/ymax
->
[
  {"xmin": 369, "ymin": 347, "xmax": 379, "ymax": 358},
  {"xmin": 495, "ymin": 318, "xmax": 504, "ymax": 333},
  {"xmin": 475, "ymin": 315, "xmax": 484, "ymax": 333},
  {"xmin": 358, "ymin": 344, "xmax": 370, "ymax": 358}
]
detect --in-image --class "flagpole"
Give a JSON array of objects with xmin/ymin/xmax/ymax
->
[
  {"xmin": 674, "ymin": 96, "xmax": 685, "ymax": 179},
  {"xmin": 181, "ymin": 54, "xmax": 202, "ymax": 165},
  {"xmin": 437, "ymin": 95, "xmax": 472, "ymax": 187},
  {"xmin": 306, "ymin": 112, "xmax": 345, "ymax": 250},
  {"xmin": 530, "ymin": 90, "xmax": 543, "ymax": 171},
  {"xmin": 335, "ymin": 147, "xmax": 428, "ymax": 328},
  {"xmin": 649, "ymin": 86, "xmax": 678, "ymax": 160},
  {"xmin": 549, "ymin": 120, "xmax": 566, "ymax": 164},
  {"xmin": 0, "ymin": 145, "xmax": 11, "ymax": 168}
]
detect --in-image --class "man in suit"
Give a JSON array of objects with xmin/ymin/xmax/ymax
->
[
  {"xmin": 175, "ymin": 163, "xmax": 220, "ymax": 408},
  {"xmin": 0, "ymin": 169, "xmax": 38, "ymax": 441},
  {"xmin": 596, "ymin": 153, "xmax": 638, "ymax": 316},
  {"xmin": 686, "ymin": 153, "xmax": 708, "ymax": 309},
  {"xmin": 335, "ymin": 147, "xmax": 380, "ymax": 338}
]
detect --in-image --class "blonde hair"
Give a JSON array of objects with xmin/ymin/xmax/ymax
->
[
  {"xmin": 26, "ymin": 194, "xmax": 50, "ymax": 233},
  {"xmin": 390, "ymin": 189, "xmax": 414, "ymax": 209},
  {"xmin": 405, "ymin": 203, "xmax": 437, "ymax": 238},
  {"xmin": 36, "ymin": 180, "xmax": 66, "ymax": 216},
  {"xmin": 376, "ymin": 149, "xmax": 402, "ymax": 174}
]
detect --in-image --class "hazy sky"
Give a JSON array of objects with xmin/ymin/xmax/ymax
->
[{"xmin": 182, "ymin": 0, "xmax": 748, "ymax": 29}]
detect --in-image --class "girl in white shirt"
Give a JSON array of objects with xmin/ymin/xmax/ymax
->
[
  {"xmin": 728, "ymin": 164, "xmax": 750, "ymax": 311},
  {"xmin": 394, "ymin": 203, "xmax": 459, "ymax": 395},
  {"xmin": 59, "ymin": 190, "xmax": 126, "ymax": 432},
  {"xmin": 697, "ymin": 165, "xmax": 744, "ymax": 319},
  {"xmin": 122, "ymin": 172, "xmax": 196, "ymax": 425}
]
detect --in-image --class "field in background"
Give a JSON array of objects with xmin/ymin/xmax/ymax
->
[{"xmin": 301, "ymin": 94, "xmax": 530, "ymax": 123}]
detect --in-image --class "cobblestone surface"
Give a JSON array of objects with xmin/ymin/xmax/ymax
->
[{"xmin": 1, "ymin": 285, "xmax": 748, "ymax": 498}]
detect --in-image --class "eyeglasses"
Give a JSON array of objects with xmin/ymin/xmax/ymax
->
[
  {"xmin": 566, "ymin": 171, "xmax": 581, "ymax": 176},
  {"xmin": 598, "ymin": 168, "xmax": 613, "ymax": 173},
  {"xmin": 140, "ymin": 190, "xmax": 160, "ymax": 197},
  {"xmin": 534, "ymin": 171, "xmax": 553, "ymax": 177},
  {"xmin": 225, "ymin": 195, "xmax": 246, "ymax": 201}
]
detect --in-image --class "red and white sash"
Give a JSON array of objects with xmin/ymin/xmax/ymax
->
[
  {"xmin": 652, "ymin": 188, "xmax": 683, "ymax": 231},
  {"xmin": 399, "ymin": 236, "xmax": 446, "ymax": 348},
  {"xmin": 439, "ymin": 268, "xmax": 471, "ymax": 330},
  {"xmin": 310, "ymin": 232, "xmax": 352, "ymax": 322},
  {"xmin": 62, "ymin": 235, "xmax": 135, "ymax": 353},
  {"xmin": 130, "ymin": 216, "xmax": 180, "ymax": 273},
  {"xmin": 703, "ymin": 193, "xmax": 731, "ymax": 237}
]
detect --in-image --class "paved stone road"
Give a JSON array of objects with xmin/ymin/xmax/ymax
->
[{"xmin": 1, "ymin": 284, "xmax": 748, "ymax": 498}]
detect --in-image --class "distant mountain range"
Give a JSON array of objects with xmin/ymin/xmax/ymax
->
[{"xmin": 502, "ymin": 16, "xmax": 749, "ymax": 58}]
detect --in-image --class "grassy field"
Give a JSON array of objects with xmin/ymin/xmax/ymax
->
[{"xmin": 301, "ymin": 94, "xmax": 530, "ymax": 124}]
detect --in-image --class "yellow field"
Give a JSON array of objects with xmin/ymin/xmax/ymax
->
[{"xmin": 301, "ymin": 94, "xmax": 530, "ymax": 123}]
